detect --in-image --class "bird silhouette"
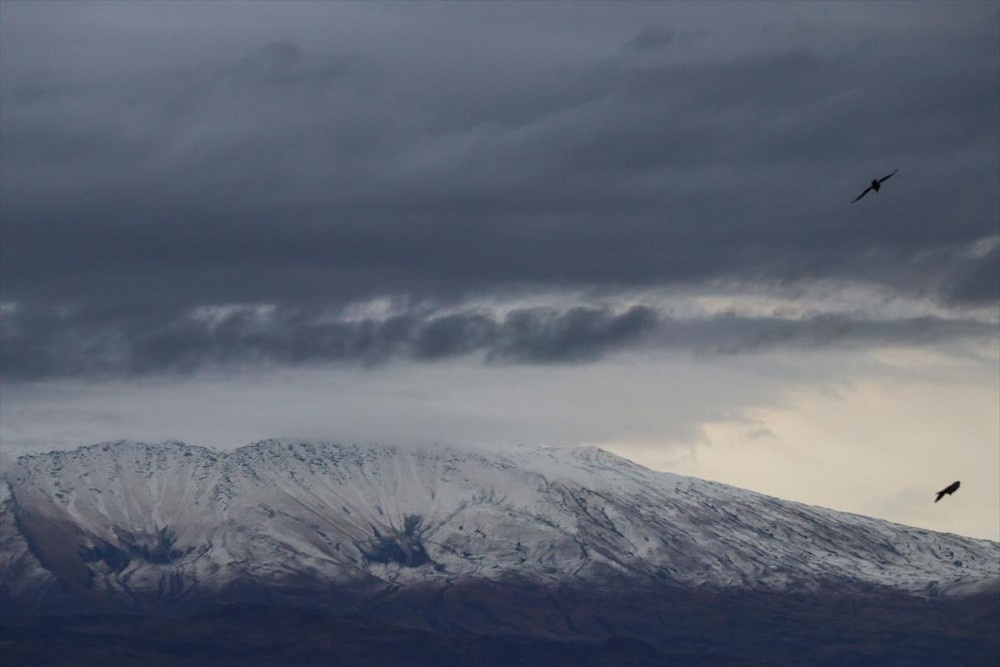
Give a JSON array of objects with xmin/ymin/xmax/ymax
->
[
  {"xmin": 934, "ymin": 481, "xmax": 960, "ymax": 503},
  {"xmin": 851, "ymin": 169, "xmax": 898, "ymax": 203}
]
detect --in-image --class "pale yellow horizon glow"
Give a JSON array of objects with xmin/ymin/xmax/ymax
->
[{"xmin": 606, "ymin": 361, "xmax": 1000, "ymax": 541}]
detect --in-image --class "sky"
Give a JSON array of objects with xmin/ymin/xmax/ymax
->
[{"xmin": 1, "ymin": 1, "xmax": 998, "ymax": 540}]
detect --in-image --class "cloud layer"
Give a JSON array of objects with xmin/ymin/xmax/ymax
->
[
  {"xmin": 1, "ymin": 2, "xmax": 997, "ymax": 381},
  {"xmin": 3, "ymin": 300, "xmax": 993, "ymax": 380}
]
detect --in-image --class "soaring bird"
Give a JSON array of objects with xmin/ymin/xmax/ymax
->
[
  {"xmin": 851, "ymin": 169, "xmax": 898, "ymax": 203},
  {"xmin": 934, "ymin": 481, "xmax": 960, "ymax": 503}
]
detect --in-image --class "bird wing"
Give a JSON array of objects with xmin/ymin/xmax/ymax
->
[
  {"xmin": 851, "ymin": 185, "xmax": 874, "ymax": 203},
  {"xmin": 934, "ymin": 481, "xmax": 960, "ymax": 502},
  {"xmin": 878, "ymin": 169, "xmax": 898, "ymax": 183}
]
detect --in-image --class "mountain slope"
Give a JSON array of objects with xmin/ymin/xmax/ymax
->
[{"xmin": 2, "ymin": 439, "xmax": 996, "ymax": 614}]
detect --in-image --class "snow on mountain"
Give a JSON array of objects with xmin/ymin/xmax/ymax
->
[{"xmin": 1, "ymin": 440, "xmax": 997, "ymax": 612}]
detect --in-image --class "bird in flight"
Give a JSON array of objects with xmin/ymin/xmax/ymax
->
[
  {"xmin": 851, "ymin": 169, "xmax": 898, "ymax": 203},
  {"xmin": 934, "ymin": 481, "xmax": 960, "ymax": 503}
]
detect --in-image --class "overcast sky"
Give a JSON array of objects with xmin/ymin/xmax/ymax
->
[{"xmin": 1, "ymin": 1, "xmax": 998, "ymax": 540}]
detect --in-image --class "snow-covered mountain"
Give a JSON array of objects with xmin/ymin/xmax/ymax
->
[{"xmin": 2, "ymin": 439, "xmax": 997, "ymax": 616}]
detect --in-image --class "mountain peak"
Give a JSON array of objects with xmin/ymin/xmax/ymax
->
[{"xmin": 2, "ymin": 439, "xmax": 997, "ymax": 618}]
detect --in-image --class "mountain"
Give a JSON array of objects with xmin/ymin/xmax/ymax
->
[{"xmin": 2, "ymin": 440, "xmax": 998, "ymax": 665}]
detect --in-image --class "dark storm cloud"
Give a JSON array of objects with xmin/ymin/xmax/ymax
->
[
  {"xmin": 2, "ymin": 302, "xmax": 993, "ymax": 381},
  {"xmin": 0, "ymin": 303, "xmax": 658, "ymax": 379},
  {"xmin": 946, "ymin": 244, "xmax": 1000, "ymax": 305},
  {"xmin": 625, "ymin": 25, "xmax": 702, "ymax": 53},
  {"xmin": 1, "ymin": 2, "xmax": 997, "ymax": 379}
]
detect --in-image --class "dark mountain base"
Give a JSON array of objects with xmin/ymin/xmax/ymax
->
[
  {"xmin": 0, "ymin": 608, "xmax": 682, "ymax": 667},
  {"xmin": 2, "ymin": 586, "xmax": 997, "ymax": 667}
]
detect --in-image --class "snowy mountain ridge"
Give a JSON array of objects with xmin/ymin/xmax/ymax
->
[{"xmin": 2, "ymin": 439, "xmax": 997, "ymax": 614}]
